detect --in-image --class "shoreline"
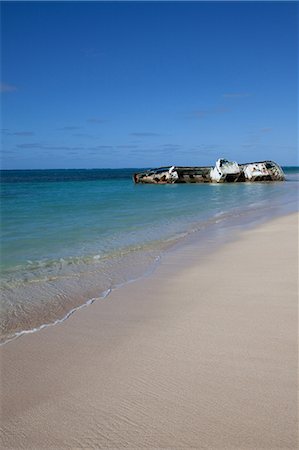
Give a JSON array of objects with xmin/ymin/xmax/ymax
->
[
  {"xmin": 2, "ymin": 204, "xmax": 297, "ymax": 347},
  {"xmin": 1, "ymin": 212, "xmax": 298, "ymax": 448}
]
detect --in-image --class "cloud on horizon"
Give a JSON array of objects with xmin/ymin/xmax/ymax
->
[
  {"xmin": 222, "ymin": 93, "xmax": 251, "ymax": 99},
  {"xmin": 14, "ymin": 131, "xmax": 35, "ymax": 136},
  {"xmin": 162, "ymin": 143, "xmax": 181, "ymax": 147},
  {"xmin": 0, "ymin": 82, "xmax": 18, "ymax": 93},
  {"xmin": 130, "ymin": 132, "xmax": 161, "ymax": 137},
  {"xmin": 72, "ymin": 133, "xmax": 95, "ymax": 138},
  {"xmin": 16, "ymin": 143, "xmax": 41, "ymax": 149},
  {"xmin": 81, "ymin": 48, "xmax": 104, "ymax": 59},
  {"xmin": 16, "ymin": 143, "xmax": 84, "ymax": 151},
  {"xmin": 90, "ymin": 145, "xmax": 113, "ymax": 150},
  {"xmin": 241, "ymin": 127, "xmax": 274, "ymax": 149},
  {"xmin": 59, "ymin": 126, "xmax": 82, "ymax": 131},
  {"xmin": 2, "ymin": 129, "xmax": 34, "ymax": 136},
  {"xmin": 189, "ymin": 106, "xmax": 229, "ymax": 120},
  {"xmin": 160, "ymin": 144, "xmax": 182, "ymax": 150},
  {"xmin": 192, "ymin": 110, "xmax": 209, "ymax": 119},
  {"xmin": 241, "ymin": 143, "xmax": 256, "ymax": 148},
  {"xmin": 117, "ymin": 145, "xmax": 138, "ymax": 149},
  {"xmin": 87, "ymin": 118, "xmax": 106, "ymax": 124}
]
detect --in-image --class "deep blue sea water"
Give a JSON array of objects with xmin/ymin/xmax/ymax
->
[{"xmin": 1, "ymin": 167, "xmax": 298, "ymax": 344}]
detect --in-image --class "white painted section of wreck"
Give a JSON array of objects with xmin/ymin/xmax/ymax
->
[{"xmin": 210, "ymin": 159, "xmax": 240, "ymax": 183}]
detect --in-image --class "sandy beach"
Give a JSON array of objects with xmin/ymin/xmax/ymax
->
[{"xmin": 1, "ymin": 213, "xmax": 298, "ymax": 449}]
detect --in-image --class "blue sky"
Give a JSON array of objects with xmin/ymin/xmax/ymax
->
[{"xmin": 1, "ymin": 1, "xmax": 298, "ymax": 169}]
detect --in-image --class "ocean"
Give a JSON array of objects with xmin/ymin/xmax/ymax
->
[{"xmin": 1, "ymin": 167, "xmax": 298, "ymax": 344}]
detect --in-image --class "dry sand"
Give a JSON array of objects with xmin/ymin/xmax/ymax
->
[{"xmin": 1, "ymin": 213, "xmax": 298, "ymax": 449}]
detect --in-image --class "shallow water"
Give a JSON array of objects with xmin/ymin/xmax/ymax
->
[{"xmin": 1, "ymin": 167, "xmax": 298, "ymax": 344}]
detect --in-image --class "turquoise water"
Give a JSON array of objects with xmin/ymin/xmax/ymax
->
[{"xmin": 1, "ymin": 168, "xmax": 298, "ymax": 344}]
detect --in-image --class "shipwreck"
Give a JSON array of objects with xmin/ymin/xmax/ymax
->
[{"xmin": 133, "ymin": 159, "xmax": 285, "ymax": 184}]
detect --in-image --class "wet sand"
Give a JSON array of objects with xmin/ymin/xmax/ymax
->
[{"xmin": 1, "ymin": 213, "xmax": 298, "ymax": 449}]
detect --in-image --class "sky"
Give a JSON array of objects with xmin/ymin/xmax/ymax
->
[{"xmin": 1, "ymin": 1, "xmax": 298, "ymax": 169}]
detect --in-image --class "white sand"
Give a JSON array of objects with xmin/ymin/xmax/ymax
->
[{"xmin": 1, "ymin": 213, "xmax": 298, "ymax": 449}]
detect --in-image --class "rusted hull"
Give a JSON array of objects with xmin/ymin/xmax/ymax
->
[{"xmin": 133, "ymin": 161, "xmax": 285, "ymax": 184}]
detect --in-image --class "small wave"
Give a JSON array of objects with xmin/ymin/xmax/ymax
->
[
  {"xmin": 0, "ymin": 288, "xmax": 112, "ymax": 346},
  {"xmin": 0, "ymin": 253, "xmax": 163, "ymax": 346}
]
